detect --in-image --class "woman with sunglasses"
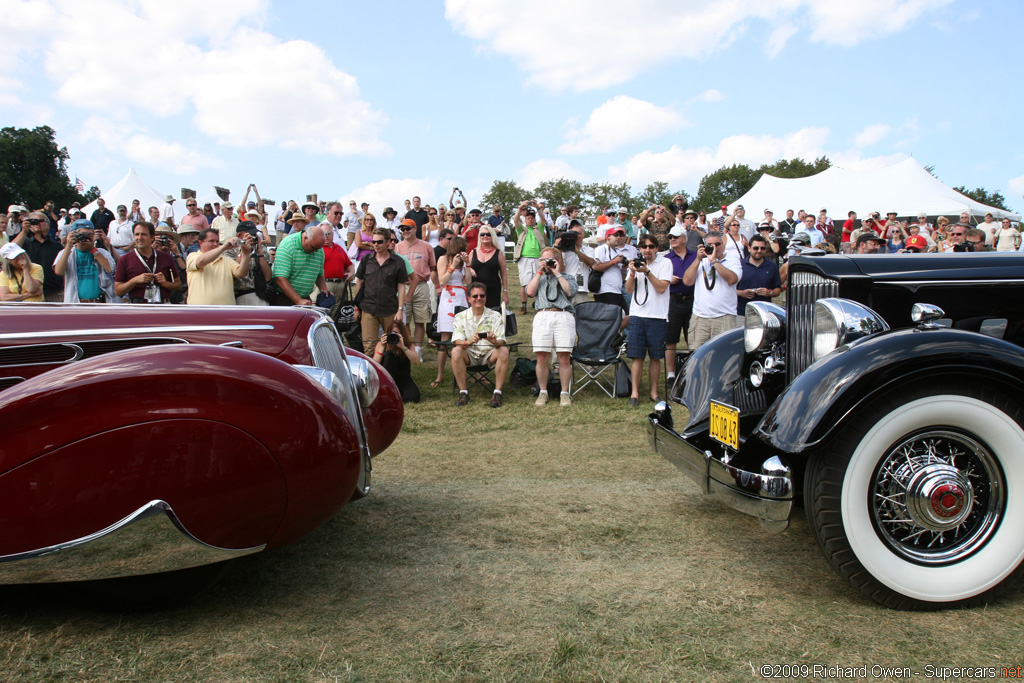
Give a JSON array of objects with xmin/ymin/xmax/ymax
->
[
  {"xmin": 353, "ymin": 213, "xmax": 377, "ymax": 262},
  {"xmin": 0, "ymin": 242, "xmax": 44, "ymax": 302},
  {"xmin": 423, "ymin": 210, "xmax": 441, "ymax": 248},
  {"xmin": 433, "ymin": 236, "xmax": 473, "ymax": 387},
  {"xmin": 470, "ymin": 226, "xmax": 509, "ymax": 311}
]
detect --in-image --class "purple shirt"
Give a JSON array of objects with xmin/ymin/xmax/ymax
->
[{"xmin": 665, "ymin": 248, "xmax": 697, "ymax": 296}]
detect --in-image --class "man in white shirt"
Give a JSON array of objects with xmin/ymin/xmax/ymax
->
[
  {"xmin": 160, "ymin": 195, "xmax": 176, "ymax": 229},
  {"xmin": 682, "ymin": 231, "xmax": 742, "ymax": 349},
  {"xmin": 211, "ymin": 202, "xmax": 239, "ymax": 243},
  {"xmin": 109, "ymin": 204, "xmax": 135, "ymax": 257},
  {"xmin": 590, "ymin": 226, "xmax": 636, "ymax": 315},
  {"xmin": 978, "ymin": 213, "xmax": 1000, "ymax": 246},
  {"xmin": 342, "ymin": 200, "xmax": 363, "ymax": 247},
  {"xmin": 624, "ymin": 233, "xmax": 673, "ymax": 406},
  {"xmin": 733, "ymin": 205, "xmax": 758, "ymax": 244}
]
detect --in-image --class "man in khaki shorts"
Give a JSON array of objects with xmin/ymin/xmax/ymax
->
[
  {"xmin": 450, "ymin": 282, "xmax": 510, "ymax": 408},
  {"xmin": 395, "ymin": 218, "xmax": 437, "ymax": 361}
]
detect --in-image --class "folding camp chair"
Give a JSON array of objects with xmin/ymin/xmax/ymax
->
[
  {"xmin": 570, "ymin": 301, "xmax": 625, "ymax": 397},
  {"xmin": 436, "ymin": 306, "xmax": 520, "ymax": 396}
]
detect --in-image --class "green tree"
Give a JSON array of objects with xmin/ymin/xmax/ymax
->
[
  {"xmin": 584, "ymin": 182, "xmax": 632, "ymax": 217},
  {"xmin": 532, "ymin": 178, "xmax": 586, "ymax": 213},
  {"xmin": 761, "ymin": 156, "xmax": 830, "ymax": 179},
  {"xmin": 479, "ymin": 179, "xmax": 529, "ymax": 226},
  {"xmin": 953, "ymin": 185, "xmax": 1009, "ymax": 211},
  {"xmin": 0, "ymin": 125, "xmax": 87, "ymax": 210},
  {"xmin": 692, "ymin": 157, "xmax": 831, "ymax": 212},
  {"xmin": 634, "ymin": 182, "xmax": 687, "ymax": 214},
  {"xmin": 83, "ymin": 185, "xmax": 101, "ymax": 203}
]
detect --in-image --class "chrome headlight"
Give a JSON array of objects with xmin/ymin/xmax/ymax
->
[
  {"xmin": 744, "ymin": 302, "xmax": 786, "ymax": 353},
  {"xmin": 813, "ymin": 298, "xmax": 889, "ymax": 361},
  {"xmin": 347, "ymin": 356, "xmax": 379, "ymax": 406},
  {"xmin": 295, "ymin": 365, "xmax": 345, "ymax": 404}
]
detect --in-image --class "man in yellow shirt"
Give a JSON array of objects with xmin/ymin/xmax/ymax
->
[{"xmin": 186, "ymin": 228, "xmax": 252, "ymax": 305}]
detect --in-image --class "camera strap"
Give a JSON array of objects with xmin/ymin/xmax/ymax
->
[{"xmin": 701, "ymin": 260, "xmax": 717, "ymax": 291}]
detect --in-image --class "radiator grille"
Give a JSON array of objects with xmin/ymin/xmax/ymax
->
[{"xmin": 787, "ymin": 271, "xmax": 839, "ymax": 382}]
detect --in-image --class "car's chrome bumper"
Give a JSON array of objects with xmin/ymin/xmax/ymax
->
[{"xmin": 647, "ymin": 403, "xmax": 793, "ymax": 534}]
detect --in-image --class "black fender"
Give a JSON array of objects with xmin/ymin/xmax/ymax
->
[{"xmin": 755, "ymin": 327, "xmax": 1024, "ymax": 454}]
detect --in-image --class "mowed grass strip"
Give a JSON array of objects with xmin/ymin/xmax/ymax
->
[{"xmin": 2, "ymin": 271, "xmax": 1023, "ymax": 682}]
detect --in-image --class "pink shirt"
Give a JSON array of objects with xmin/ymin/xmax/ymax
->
[{"xmin": 395, "ymin": 238, "xmax": 436, "ymax": 280}]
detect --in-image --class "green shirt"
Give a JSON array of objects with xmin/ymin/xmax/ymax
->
[
  {"xmin": 521, "ymin": 226, "xmax": 542, "ymax": 258},
  {"xmin": 272, "ymin": 232, "xmax": 324, "ymax": 298}
]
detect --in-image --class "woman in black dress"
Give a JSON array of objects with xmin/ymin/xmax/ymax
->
[
  {"xmin": 469, "ymin": 226, "xmax": 509, "ymax": 311},
  {"xmin": 372, "ymin": 320, "xmax": 421, "ymax": 403}
]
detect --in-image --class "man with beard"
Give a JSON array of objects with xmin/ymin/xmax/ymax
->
[{"xmin": 735, "ymin": 234, "xmax": 782, "ymax": 317}]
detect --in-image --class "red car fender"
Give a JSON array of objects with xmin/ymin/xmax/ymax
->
[
  {"xmin": 346, "ymin": 349, "xmax": 404, "ymax": 456},
  {"xmin": 0, "ymin": 345, "xmax": 360, "ymax": 556}
]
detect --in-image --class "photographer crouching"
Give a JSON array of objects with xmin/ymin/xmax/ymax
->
[
  {"xmin": 625, "ymin": 234, "xmax": 672, "ymax": 406},
  {"xmin": 526, "ymin": 247, "xmax": 578, "ymax": 406}
]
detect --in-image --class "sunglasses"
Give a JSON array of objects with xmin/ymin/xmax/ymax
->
[
  {"xmin": 469, "ymin": 294, "xmax": 487, "ymax": 299},
  {"xmin": 706, "ymin": 242, "xmax": 722, "ymax": 247},
  {"xmin": 950, "ymin": 232, "xmax": 965, "ymax": 236},
  {"xmin": 750, "ymin": 246, "xmax": 766, "ymax": 251},
  {"xmin": 400, "ymin": 227, "xmax": 413, "ymax": 231},
  {"xmin": 640, "ymin": 244, "xmax": 657, "ymax": 249},
  {"xmin": 371, "ymin": 240, "xmax": 386, "ymax": 245}
]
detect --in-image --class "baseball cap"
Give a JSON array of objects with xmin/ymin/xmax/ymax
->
[
  {"xmin": 0, "ymin": 242, "xmax": 27, "ymax": 260},
  {"xmin": 617, "ymin": 206, "xmax": 628, "ymax": 214},
  {"xmin": 7, "ymin": 204, "xmax": 28, "ymax": 214},
  {"xmin": 905, "ymin": 235, "xmax": 928, "ymax": 250},
  {"xmin": 606, "ymin": 226, "xmax": 626, "ymax": 236},
  {"xmin": 857, "ymin": 232, "xmax": 885, "ymax": 246},
  {"xmin": 669, "ymin": 225, "xmax": 686, "ymax": 238},
  {"xmin": 401, "ymin": 218, "xmax": 417, "ymax": 228},
  {"xmin": 468, "ymin": 208, "xmax": 482, "ymax": 215}
]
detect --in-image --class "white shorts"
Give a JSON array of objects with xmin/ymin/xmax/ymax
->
[
  {"xmin": 532, "ymin": 310, "xmax": 576, "ymax": 354},
  {"xmin": 517, "ymin": 257, "xmax": 539, "ymax": 286}
]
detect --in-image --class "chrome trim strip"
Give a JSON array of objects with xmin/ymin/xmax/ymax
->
[
  {"xmin": 0, "ymin": 500, "xmax": 264, "ymax": 584},
  {"xmin": 0, "ymin": 325, "xmax": 274, "ymax": 341},
  {"xmin": 648, "ymin": 409, "xmax": 793, "ymax": 533}
]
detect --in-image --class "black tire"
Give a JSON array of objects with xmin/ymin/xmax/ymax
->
[
  {"xmin": 804, "ymin": 379, "xmax": 1024, "ymax": 610},
  {"xmin": 58, "ymin": 561, "xmax": 231, "ymax": 612}
]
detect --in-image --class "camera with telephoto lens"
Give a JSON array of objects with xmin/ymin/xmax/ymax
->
[
  {"xmin": 543, "ymin": 258, "xmax": 557, "ymax": 269},
  {"xmin": 632, "ymin": 256, "xmax": 646, "ymax": 270},
  {"xmin": 386, "ymin": 332, "xmax": 400, "ymax": 346},
  {"xmin": 554, "ymin": 229, "xmax": 577, "ymax": 251}
]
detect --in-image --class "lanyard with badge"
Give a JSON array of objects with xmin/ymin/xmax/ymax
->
[{"xmin": 135, "ymin": 249, "xmax": 162, "ymax": 303}]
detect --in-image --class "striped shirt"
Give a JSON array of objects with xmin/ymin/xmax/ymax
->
[{"xmin": 272, "ymin": 231, "xmax": 323, "ymax": 298}]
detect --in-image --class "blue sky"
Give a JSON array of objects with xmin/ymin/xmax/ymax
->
[{"xmin": 3, "ymin": 0, "xmax": 1021, "ymax": 213}]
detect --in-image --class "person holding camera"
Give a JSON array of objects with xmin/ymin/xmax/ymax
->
[
  {"xmin": 526, "ymin": 247, "xmax": 578, "ymax": 407},
  {"xmin": 183, "ymin": 228, "xmax": 251, "ymax": 305},
  {"xmin": 13, "ymin": 211, "xmax": 65, "ymax": 301},
  {"xmin": 624, "ymin": 234, "xmax": 672, "ymax": 406},
  {"xmin": 683, "ymin": 231, "xmax": 742, "ymax": 349},
  {"xmin": 554, "ymin": 219, "xmax": 594, "ymax": 305},
  {"xmin": 373, "ymin": 320, "xmax": 422, "ymax": 404},
  {"xmin": 513, "ymin": 201, "xmax": 547, "ymax": 315},
  {"xmin": 664, "ymin": 225, "xmax": 697, "ymax": 391},
  {"xmin": 114, "ymin": 222, "xmax": 181, "ymax": 304},
  {"xmin": 224, "ymin": 222, "xmax": 274, "ymax": 305},
  {"xmin": 449, "ymin": 282, "xmax": 510, "ymax": 407},
  {"xmin": 591, "ymin": 226, "xmax": 636, "ymax": 316}
]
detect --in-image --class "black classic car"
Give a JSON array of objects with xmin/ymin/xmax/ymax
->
[{"xmin": 648, "ymin": 252, "xmax": 1024, "ymax": 609}]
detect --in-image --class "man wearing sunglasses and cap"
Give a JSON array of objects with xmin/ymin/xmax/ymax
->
[{"xmin": 53, "ymin": 218, "xmax": 117, "ymax": 303}]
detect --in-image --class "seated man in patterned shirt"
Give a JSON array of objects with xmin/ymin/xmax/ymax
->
[{"xmin": 450, "ymin": 282, "xmax": 510, "ymax": 408}]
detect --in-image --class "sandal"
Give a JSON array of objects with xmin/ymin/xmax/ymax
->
[{"xmin": 429, "ymin": 379, "xmax": 442, "ymax": 388}]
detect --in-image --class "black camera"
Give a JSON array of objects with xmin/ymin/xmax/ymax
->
[
  {"xmin": 543, "ymin": 258, "xmax": 557, "ymax": 269},
  {"xmin": 157, "ymin": 236, "xmax": 171, "ymax": 245},
  {"xmin": 26, "ymin": 218, "xmax": 43, "ymax": 226},
  {"xmin": 632, "ymin": 256, "xmax": 646, "ymax": 270},
  {"xmin": 952, "ymin": 242, "xmax": 976, "ymax": 252},
  {"xmin": 554, "ymin": 229, "xmax": 577, "ymax": 251},
  {"xmin": 386, "ymin": 332, "xmax": 400, "ymax": 345},
  {"xmin": 237, "ymin": 220, "xmax": 260, "ymax": 242},
  {"xmin": 74, "ymin": 232, "xmax": 91, "ymax": 243},
  {"xmin": 479, "ymin": 331, "xmax": 488, "ymax": 339}
]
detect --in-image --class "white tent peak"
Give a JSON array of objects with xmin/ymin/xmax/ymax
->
[
  {"xmin": 82, "ymin": 168, "xmax": 166, "ymax": 216},
  {"xmin": 716, "ymin": 159, "xmax": 1019, "ymax": 222}
]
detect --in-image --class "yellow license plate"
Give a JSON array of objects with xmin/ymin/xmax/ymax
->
[{"xmin": 709, "ymin": 400, "xmax": 739, "ymax": 450}]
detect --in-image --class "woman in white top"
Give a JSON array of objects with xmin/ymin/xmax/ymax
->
[
  {"xmin": 423, "ymin": 210, "xmax": 441, "ymax": 248},
  {"xmin": 432, "ymin": 235, "xmax": 474, "ymax": 387}
]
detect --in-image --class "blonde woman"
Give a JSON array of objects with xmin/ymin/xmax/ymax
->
[{"xmin": 0, "ymin": 242, "xmax": 43, "ymax": 302}]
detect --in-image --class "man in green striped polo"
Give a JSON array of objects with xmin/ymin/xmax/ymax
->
[{"xmin": 272, "ymin": 224, "xmax": 327, "ymax": 306}]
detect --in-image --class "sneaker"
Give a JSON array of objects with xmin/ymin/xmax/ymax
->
[
  {"xmin": 559, "ymin": 392, "xmax": 572, "ymax": 407},
  {"xmin": 455, "ymin": 392, "xmax": 470, "ymax": 407},
  {"xmin": 628, "ymin": 397, "xmax": 639, "ymax": 407},
  {"xmin": 489, "ymin": 392, "xmax": 503, "ymax": 408},
  {"xmin": 535, "ymin": 391, "xmax": 549, "ymax": 406}
]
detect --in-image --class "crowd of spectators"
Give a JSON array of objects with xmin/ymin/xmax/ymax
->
[{"xmin": 2, "ymin": 189, "xmax": 1019, "ymax": 408}]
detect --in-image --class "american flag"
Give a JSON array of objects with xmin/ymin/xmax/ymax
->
[{"xmin": 75, "ymin": 177, "xmax": 84, "ymax": 192}]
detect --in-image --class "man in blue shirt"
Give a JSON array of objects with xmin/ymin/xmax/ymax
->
[
  {"xmin": 664, "ymin": 225, "xmax": 698, "ymax": 390},
  {"xmin": 735, "ymin": 234, "xmax": 782, "ymax": 316}
]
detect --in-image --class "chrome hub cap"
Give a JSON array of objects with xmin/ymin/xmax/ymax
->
[{"xmin": 871, "ymin": 430, "xmax": 1004, "ymax": 565}]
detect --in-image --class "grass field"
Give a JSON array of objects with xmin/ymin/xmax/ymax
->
[{"xmin": 2, "ymin": 289, "xmax": 1023, "ymax": 682}]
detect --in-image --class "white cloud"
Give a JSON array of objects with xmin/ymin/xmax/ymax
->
[
  {"xmin": 1008, "ymin": 174, "xmax": 1024, "ymax": 198},
  {"xmin": 608, "ymin": 127, "xmax": 830, "ymax": 189},
  {"xmin": 852, "ymin": 124, "xmax": 893, "ymax": 148},
  {"xmin": 11, "ymin": 0, "xmax": 387, "ymax": 156},
  {"xmin": 445, "ymin": 0, "xmax": 951, "ymax": 91},
  {"xmin": 689, "ymin": 89, "xmax": 726, "ymax": 104},
  {"xmin": 829, "ymin": 151, "xmax": 909, "ymax": 171},
  {"xmin": 338, "ymin": 178, "xmax": 441, "ymax": 215},
  {"xmin": 79, "ymin": 116, "xmax": 222, "ymax": 175},
  {"xmin": 518, "ymin": 159, "xmax": 588, "ymax": 189},
  {"xmin": 558, "ymin": 96, "xmax": 688, "ymax": 155}
]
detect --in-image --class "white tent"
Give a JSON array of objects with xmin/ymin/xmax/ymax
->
[
  {"xmin": 713, "ymin": 159, "xmax": 1020, "ymax": 222},
  {"xmin": 82, "ymin": 168, "xmax": 167, "ymax": 216}
]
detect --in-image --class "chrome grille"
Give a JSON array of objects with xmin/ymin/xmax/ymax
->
[
  {"xmin": 787, "ymin": 271, "xmax": 839, "ymax": 382},
  {"xmin": 311, "ymin": 321, "xmax": 348, "ymax": 378}
]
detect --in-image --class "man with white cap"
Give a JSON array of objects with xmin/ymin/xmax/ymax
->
[
  {"xmin": 211, "ymin": 202, "xmax": 238, "ymax": 243},
  {"xmin": 6, "ymin": 205, "xmax": 28, "ymax": 240},
  {"xmin": 160, "ymin": 195, "xmax": 177, "ymax": 229}
]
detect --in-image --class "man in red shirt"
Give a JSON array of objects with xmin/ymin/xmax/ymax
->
[
  {"xmin": 841, "ymin": 211, "xmax": 857, "ymax": 253},
  {"xmin": 179, "ymin": 198, "xmax": 211, "ymax": 233},
  {"xmin": 113, "ymin": 222, "xmax": 181, "ymax": 303},
  {"xmin": 460, "ymin": 208, "xmax": 484, "ymax": 251},
  {"xmin": 320, "ymin": 221, "xmax": 354, "ymax": 301}
]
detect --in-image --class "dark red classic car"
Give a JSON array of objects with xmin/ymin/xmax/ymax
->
[{"xmin": 0, "ymin": 303, "xmax": 402, "ymax": 605}]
